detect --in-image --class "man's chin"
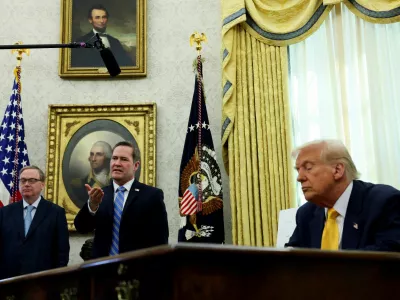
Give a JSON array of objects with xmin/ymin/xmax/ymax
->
[{"xmin": 93, "ymin": 27, "xmax": 106, "ymax": 33}]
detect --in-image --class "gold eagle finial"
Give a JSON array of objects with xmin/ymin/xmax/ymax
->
[
  {"xmin": 190, "ymin": 32, "xmax": 207, "ymax": 54},
  {"xmin": 11, "ymin": 41, "xmax": 30, "ymax": 66}
]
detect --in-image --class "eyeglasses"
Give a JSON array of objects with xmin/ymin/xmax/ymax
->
[{"xmin": 19, "ymin": 178, "xmax": 41, "ymax": 184}]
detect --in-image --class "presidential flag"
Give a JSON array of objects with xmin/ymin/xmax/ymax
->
[
  {"xmin": 0, "ymin": 66, "xmax": 30, "ymax": 207},
  {"xmin": 178, "ymin": 57, "xmax": 224, "ymax": 243}
]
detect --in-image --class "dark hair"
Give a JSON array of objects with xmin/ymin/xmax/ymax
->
[
  {"xmin": 112, "ymin": 141, "xmax": 136, "ymax": 161},
  {"xmin": 19, "ymin": 165, "xmax": 46, "ymax": 182},
  {"xmin": 88, "ymin": 4, "xmax": 109, "ymax": 19}
]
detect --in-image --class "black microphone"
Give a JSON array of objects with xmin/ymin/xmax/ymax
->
[
  {"xmin": 99, "ymin": 47, "xmax": 121, "ymax": 77},
  {"xmin": 91, "ymin": 33, "xmax": 121, "ymax": 77}
]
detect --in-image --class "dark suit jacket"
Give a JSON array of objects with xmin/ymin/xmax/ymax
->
[
  {"xmin": 0, "ymin": 198, "xmax": 70, "ymax": 279},
  {"xmin": 71, "ymin": 31, "xmax": 135, "ymax": 68},
  {"xmin": 286, "ymin": 180, "xmax": 400, "ymax": 251},
  {"xmin": 74, "ymin": 181, "xmax": 169, "ymax": 259}
]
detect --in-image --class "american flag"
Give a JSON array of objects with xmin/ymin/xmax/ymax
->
[
  {"xmin": 181, "ymin": 183, "xmax": 198, "ymax": 215},
  {"xmin": 0, "ymin": 67, "xmax": 30, "ymax": 207}
]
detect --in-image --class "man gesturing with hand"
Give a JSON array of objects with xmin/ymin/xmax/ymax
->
[{"xmin": 74, "ymin": 141, "xmax": 169, "ymax": 259}]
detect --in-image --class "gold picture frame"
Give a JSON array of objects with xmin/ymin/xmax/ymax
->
[
  {"xmin": 59, "ymin": 0, "xmax": 146, "ymax": 78},
  {"xmin": 45, "ymin": 104, "xmax": 156, "ymax": 230}
]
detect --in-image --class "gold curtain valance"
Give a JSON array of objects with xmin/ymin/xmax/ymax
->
[{"xmin": 344, "ymin": 0, "xmax": 400, "ymax": 24}]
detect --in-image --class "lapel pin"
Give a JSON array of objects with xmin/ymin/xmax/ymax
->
[
  {"xmin": 135, "ymin": 189, "xmax": 140, "ymax": 192},
  {"xmin": 353, "ymin": 223, "xmax": 358, "ymax": 229}
]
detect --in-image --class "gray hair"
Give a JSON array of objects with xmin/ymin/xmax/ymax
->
[
  {"xmin": 19, "ymin": 165, "xmax": 46, "ymax": 182},
  {"xmin": 91, "ymin": 141, "xmax": 112, "ymax": 160},
  {"xmin": 292, "ymin": 139, "xmax": 360, "ymax": 180}
]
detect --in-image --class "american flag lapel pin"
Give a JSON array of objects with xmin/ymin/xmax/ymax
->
[
  {"xmin": 353, "ymin": 222, "xmax": 358, "ymax": 229},
  {"xmin": 135, "ymin": 189, "xmax": 140, "ymax": 192}
]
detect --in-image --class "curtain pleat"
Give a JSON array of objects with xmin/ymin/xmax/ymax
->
[{"xmin": 227, "ymin": 27, "xmax": 295, "ymax": 246}]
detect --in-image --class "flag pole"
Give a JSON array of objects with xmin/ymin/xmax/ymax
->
[
  {"xmin": 10, "ymin": 42, "xmax": 29, "ymax": 203},
  {"xmin": 190, "ymin": 32, "xmax": 207, "ymax": 232}
]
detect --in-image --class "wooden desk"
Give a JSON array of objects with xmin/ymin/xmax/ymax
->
[{"xmin": 1, "ymin": 244, "xmax": 400, "ymax": 299}]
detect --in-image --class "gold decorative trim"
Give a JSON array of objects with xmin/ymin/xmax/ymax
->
[{"xmin": 45, "ymin": 104, "xmax": 156, "ymax": 231}]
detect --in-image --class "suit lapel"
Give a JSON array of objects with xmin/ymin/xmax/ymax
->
[
  {"xmin": 309, "ymin": 207, "xmax": 325, "ymax": 248},
  {"xmin": 14, "ymin": 201, "xmax": 25, "ymax": 240},
  {"xmin": 342, "ymin": 181, "xmax": 363, "ymax": 249},
  {"xmin": 26, "ymin": 197, "xmax": 50, "ymax": 240},
  {"xmin": 121, "ymin": 181, "xmax": 140, "ymax": 219}
]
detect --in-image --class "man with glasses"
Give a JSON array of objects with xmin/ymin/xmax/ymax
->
[
  {"xmin": 286, "ymin": 139, "xmax": 400, "ymax": 251},
  {"xmin": 0, "ymin": 166, "xmax": 70, "ymax": 279}
]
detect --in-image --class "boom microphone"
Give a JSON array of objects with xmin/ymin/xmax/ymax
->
[{"xmin": 99, "ymin": 47, "xmax": 121, "ymax": 77}]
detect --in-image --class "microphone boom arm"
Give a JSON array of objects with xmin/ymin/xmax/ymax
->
[
  {"xmin": 0, "ymin": 42, "xmax": 93, "ymax": 50},
  {"xmin": 0, "ymin": 34, "xmax": 121, "ymax": 76}
]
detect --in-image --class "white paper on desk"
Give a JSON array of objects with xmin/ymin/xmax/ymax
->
[{"xmin": 276, "ymin": 208, "xmax": 298, "ymax": 248}]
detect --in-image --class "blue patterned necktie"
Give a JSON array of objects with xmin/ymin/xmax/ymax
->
[
  {"xmin": 109, "ymin": 186, "xmax": 126, "ymax": 255},
  {"xmin": 24, "ymin": 205, "xmax": 34, "ymax": 236}
]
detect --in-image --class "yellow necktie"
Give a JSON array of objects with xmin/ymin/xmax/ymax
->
[{"xmin": 321, "ymin": 208, "xmax": 340, "ymax": 250}]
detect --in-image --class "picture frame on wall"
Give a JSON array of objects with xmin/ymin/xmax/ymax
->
[
  {"xmin": 59, "ymin": 0, "xmax": 146, "ymax": 78},
  {"xmin": 45, "ymin": 104, "xmax": 156, "ymax": 230}
]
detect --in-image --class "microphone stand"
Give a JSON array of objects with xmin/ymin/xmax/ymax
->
[{"xmin": 0, "ymin": 34, "xmax": 121, "ymax": 76}]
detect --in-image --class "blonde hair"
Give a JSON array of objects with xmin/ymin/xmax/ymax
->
[{"xmin": 292, "ymin": 139, "xmax": 360, "ymax": 180}]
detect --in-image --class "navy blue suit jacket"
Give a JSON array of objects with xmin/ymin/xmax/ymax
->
[
  {"xmin": 74, "ymin": 181, "xmax": 169, "ymax": 259},
  {"xmin": 71, "ymin": 31, "xmax": 135, "ymax": 68},
  {"xmin": 0, "ymin": 198, "xmax": 70, "ymax": 279},
  {"xmin": 286, "ymin": 180, "xmax": 400, "ymax": 251}
]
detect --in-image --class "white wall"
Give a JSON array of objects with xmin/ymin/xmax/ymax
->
[{"xmin": 0, "ymin": 0, "xmax": 231, "ymax": 266}]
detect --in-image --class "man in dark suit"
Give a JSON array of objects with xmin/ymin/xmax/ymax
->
[
  {"xmin": 71, "ymin": 4, "xmax": 135, "ymax": 68},
  {"xmin": 0, "ymin": 166, "xmax": 70, "ymax": 280},
  {"xmin": 74, "ymin": 141, "xmax": 169, "ymax": 259},
  {"xmin": 286, "ymin": 139, "xmax": 400, "ymax": 251}
]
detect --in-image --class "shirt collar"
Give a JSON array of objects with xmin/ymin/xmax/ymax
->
[
  {"xmin": 113, "ymin": 178, "xmax": 135, "ymax": 193},
  {"xmin": 325, "ymin": 181, "xmax": 353, "ymax": 217},
  {"xmin": 23, "ymin": 196, "xmax": 41, "ymax": 209},
  {"xmin": 93, "ymin": 29, "xmax": 107, "ymax": 36}
]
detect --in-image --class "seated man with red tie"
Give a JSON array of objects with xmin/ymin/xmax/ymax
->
[{"xmin": 285, "ymin": 139, "xmax": 400, "ymax": 251}]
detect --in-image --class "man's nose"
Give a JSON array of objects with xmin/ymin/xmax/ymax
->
[{"xmin": 297, "ymin": 171, "xmax": 305, "ymax": 182}]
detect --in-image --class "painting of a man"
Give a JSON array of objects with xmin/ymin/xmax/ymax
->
[
  {"xmin": 70, "ymin": 141, "xmax": 112, "ymax": 208},
  {"xmin": 71, "ymin": 4, "xmax": 135, "ymax": 68}
]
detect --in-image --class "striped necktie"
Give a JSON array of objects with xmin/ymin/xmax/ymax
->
[
  {"xmin": 321, "ymin": 208, "xmax": 340, "ymax": 250},
  {"xmin": 109, "ymin": 186, "xmax": 126, "ymax": 255},
  {"xmin": 24, "ymin": 205, "xmax": 35, "ymax": 236}
]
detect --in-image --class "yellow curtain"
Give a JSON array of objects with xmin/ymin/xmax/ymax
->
[
  {"xmin": 222, "ymin": 0, "xmax": 330, "ymax": 246},
  {"xmin": 344, "ymin": 0, "xmax": 400, "ymax": 24},
  {"xmin": 228, "ymin": 26, "xmax": 294, "ymax": 246}
]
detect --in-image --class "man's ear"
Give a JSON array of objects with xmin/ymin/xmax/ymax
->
[
  {"xmin": 333, "ymin": 162, "xmax": 345, "ymax": 180},
  {"xmin": 88, "ymin": 18, "xmax": 93, "ymax": 24}
]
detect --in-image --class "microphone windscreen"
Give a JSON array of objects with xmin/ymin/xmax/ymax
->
[{"xmin": 99, "ymin": 48, "xmax": 121, "ymax": 77}]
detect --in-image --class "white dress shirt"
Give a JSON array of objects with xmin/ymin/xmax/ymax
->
[
  {"xmin": 324, "ymin": 181, "xmax": 353, "ymax": 248},
  {"xmin": 22, "ymin": 196, "xmax": 41, "ymax": 219},
  {"xmin": 88, "ymin": 178, "xmax": 135, "ymax": 214}
]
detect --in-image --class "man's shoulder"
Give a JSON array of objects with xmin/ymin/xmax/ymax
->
[
  {"xmin": 74, "ymin": 32, "xmax": 94, "ymax": 42},
  {"xmin": 354, "ymin": 180, "xmax": 400, "ymax": 200},
  {"xmin": 0, "ymin": 201, "xmax": 21, "ymax": 213},
  {"xmin": 107, "ymin": 34, "xmax": 122, "ymax": 43},
  {"xmin": 40, "ymin": 198, "xmax": 65, "ymax": 212},
  {"xmin": 135, "ymin": 181, "xmax": 162, "ymax": 193}
]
